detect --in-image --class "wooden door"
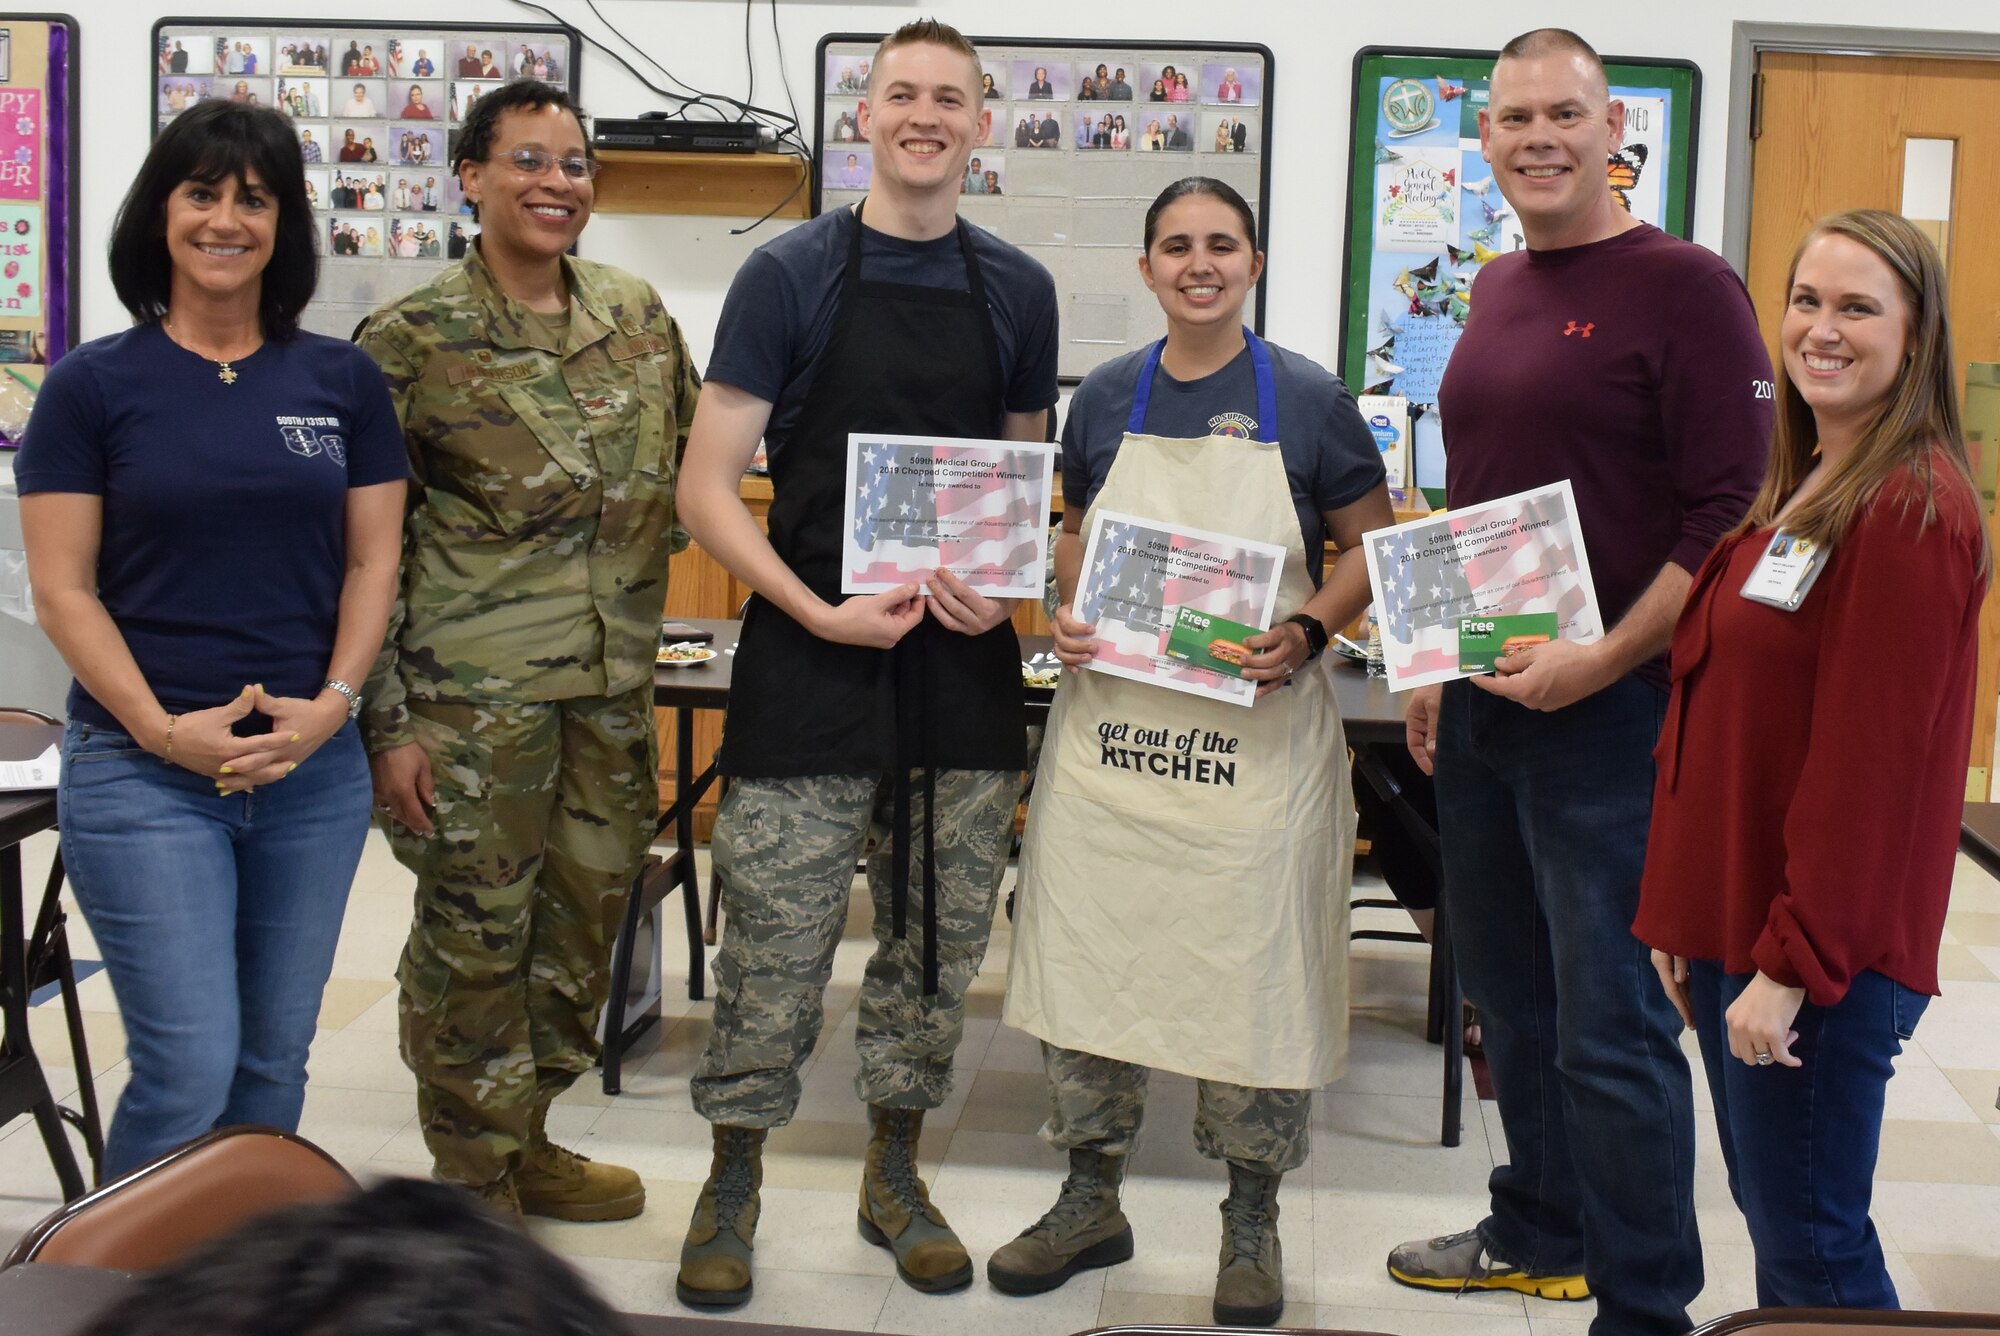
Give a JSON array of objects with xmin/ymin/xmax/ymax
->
[{"xmin": 1748, "ymin": 51, "xmax": 2000, "ymax": 796}]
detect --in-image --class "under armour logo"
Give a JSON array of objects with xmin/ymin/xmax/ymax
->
[{"xmin": 1562, "ymin": 321, "xmax": 1595, "ymax": 338}]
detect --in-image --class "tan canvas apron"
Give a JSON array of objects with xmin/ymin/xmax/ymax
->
[{"xmin": 1004, "ymin": 333, "xmax": 1354, "ymax": 1089}]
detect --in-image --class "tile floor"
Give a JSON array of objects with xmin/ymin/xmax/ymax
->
[{"xmin": 4, "ymin": 826, "xmax": 1999, "ymax": 1331}]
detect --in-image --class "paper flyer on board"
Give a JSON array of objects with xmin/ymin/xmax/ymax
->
[
  {"xmin": 1360, "ymin": 479, "xmax": 1603, "ymax": 691},
  {"xmin": 1073, "ymin": 509, "xmax": 1287, "ymax": 708},
  {"xmin": 841, "ymin": 434, "xmax": 1056, "ymax": 597}
]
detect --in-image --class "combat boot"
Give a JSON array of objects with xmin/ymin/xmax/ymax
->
[
  {"xmin": 516, "ymin": 1106, "xmax": 646, "ymax": 1222},
  {"xmin": 676, "ymin": 1126, "xmax": 766, "ymax": 1308},
  {"xmin": 857, "ymin": 1105, "xmax": 973, "ymax": 1293},
  {"xmin": 987, "ymin": 1147, "xmax": 1134, "ymax": 1294},
  {"xmin": 1213, "ymin": 1162, "xmax": 1285, "ymax": 1327}
]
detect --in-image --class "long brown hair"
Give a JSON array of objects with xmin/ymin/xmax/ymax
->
[{"xmin": 1738, "ymin": 208, "xmax": 1988, "ymax": 575}]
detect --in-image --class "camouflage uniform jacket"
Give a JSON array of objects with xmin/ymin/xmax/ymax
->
[{"xmin": 356, "ymin": 243, "xmax": 700, "ymax": 751}]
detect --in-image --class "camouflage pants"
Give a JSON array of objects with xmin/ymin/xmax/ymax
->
[
  {"xmin": 389, "ymin": 686, "xmax": 658, "ymax": 1186},
  {"xmin": 1040, "ymin": 1042, "xmax": 1312, "ymax": 1175},
  {"xmin": 691, "ymin": 769, "xmax": 1016, "ymax": 1128}
]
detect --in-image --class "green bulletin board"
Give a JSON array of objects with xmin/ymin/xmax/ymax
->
[{"xmin": 1338, "ymin": 47, "xmax": 1700, "ymax": 494}]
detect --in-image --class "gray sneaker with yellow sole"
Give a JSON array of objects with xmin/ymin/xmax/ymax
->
[{"xmin": 1386, "ymin": 1228, "xmax": 1589, "ymax": 1301}]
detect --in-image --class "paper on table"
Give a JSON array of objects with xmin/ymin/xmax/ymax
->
[
  {"xmin": 842, "ymin": 434, "xmax": 1057, "ymax": 597},
  {"xmin": 1073, "ymin": 509, "xmax": 1287, "ymax": 708},
  {"xmin": 0, "ymin": 741, "xmax": 58, "ymax": 791},
  {"xmin": 1360, "ymin": 478, "xmax": 1603, "ymax": 692}
]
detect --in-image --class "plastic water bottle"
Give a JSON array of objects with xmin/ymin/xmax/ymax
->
[{"xmin": 1365, "ymin": 607, "xmax": 1386, "ymax": 678}]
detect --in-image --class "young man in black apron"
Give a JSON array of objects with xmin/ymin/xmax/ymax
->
[{"xmin": 669, "ymin": 19, "xmax": 1059, "ymax": 1310}]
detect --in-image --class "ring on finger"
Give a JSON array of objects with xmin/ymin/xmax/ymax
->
[{"xmin": 1754, "ymin": 1050, "xmax": 1774, "ymax": 1067}]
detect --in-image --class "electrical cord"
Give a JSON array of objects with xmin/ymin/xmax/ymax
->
[{"xmin": 508, "ymin": 0, "xmax": 810, "ymax": 232}]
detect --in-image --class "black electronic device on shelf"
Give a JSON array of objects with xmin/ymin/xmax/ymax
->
[{"xmin": 593, "ymin": 117, "xmax": 761, "ymax": 153}]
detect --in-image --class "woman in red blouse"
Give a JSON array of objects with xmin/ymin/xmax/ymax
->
[{"xmin": 1636, "ymin": 209, "xmax": 1987, "ymax": 1310}]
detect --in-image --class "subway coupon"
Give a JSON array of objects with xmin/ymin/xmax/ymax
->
[
  {"xmin": 1164, "ymin": 607, "xmax": 1263, "ymax": 679},
  {"xmin": 1457, "ymin": 613, "xmax": 1558, "ymax": 673}
]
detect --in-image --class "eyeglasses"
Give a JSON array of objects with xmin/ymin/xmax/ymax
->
[{"xmin": 499, "ymin": 150, "xmax": 601, "ymax": 180}]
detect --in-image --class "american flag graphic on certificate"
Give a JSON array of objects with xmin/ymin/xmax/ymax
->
[
  {"xmin": 842, "ymin": 434, "xmax": 1056, "ymax": 597},
  {"xmin": 1361, "ymin": 479, "xmax": 1603, "ymax": 692},
  {"xmin": 1074, "ymin": 510, "xmax": 1287, "ymax": 708}
]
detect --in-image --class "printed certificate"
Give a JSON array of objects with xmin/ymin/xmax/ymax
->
[
  {"xmin": 842, "ymin": 434, "xmax": 1056, "ymax": 597},
  {"xmin": 1074, "ymin": 509, "xmax": 1287, "ymax": 708},
  {"xmin": 1360, "ymin": 479, "xmax": 1603, "ymax": 691}
]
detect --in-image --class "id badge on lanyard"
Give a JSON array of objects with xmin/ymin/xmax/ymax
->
[{"xmin": 1740, "ymin": 531, "xmax": 1828, "ymax": 612}]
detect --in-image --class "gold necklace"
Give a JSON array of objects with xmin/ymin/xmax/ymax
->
[{"xmin": 163, "ymin": 320, "xmax": 259, "ymax": 385}]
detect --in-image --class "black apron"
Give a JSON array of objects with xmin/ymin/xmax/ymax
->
[{"xmin": 720, "ymin": 199, "xmax": 1028, "ymax": 989}]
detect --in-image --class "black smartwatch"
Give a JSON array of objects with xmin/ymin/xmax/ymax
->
[{"xmin": 1285, "ymin": 613, "xmax": 1330, "ymax": 662}]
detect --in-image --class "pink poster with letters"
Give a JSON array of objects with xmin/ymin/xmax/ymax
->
[{"xmin": 0, "ymin": 89, "xmax": 42, "ymax": 201}]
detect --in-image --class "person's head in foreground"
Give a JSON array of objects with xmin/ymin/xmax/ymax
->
[{"xmin": 81, "ymin": 1178, "xmax": 626, "ymax": 1336}]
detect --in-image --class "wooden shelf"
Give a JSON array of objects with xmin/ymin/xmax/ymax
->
[{"xmin": 593, "ymin": 149, "xmax": 810, "ymax": 220}]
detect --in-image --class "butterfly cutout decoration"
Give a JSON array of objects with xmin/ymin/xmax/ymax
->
[
  {"xmin": 1462, "ymin": 175, "xmax": 1497, "ymax": 197},
  {"xmin": 1362, "ymin": 379, "xmax": 1396, "ymax": 397},
  {"xmin": 1608, "ymin": 143, "xmax": 1649, "ymax": 212},
  {"xmin": 1375, "ymin": 139, "xmax": 1404, "ymax": 165},
  {"xmin": 1467, "ymin": 222, "xmax": 1500, "ymax": 245},
  {"xmin": 1445, "ymin": 244, "xmax": 1475, "ymax": 267},
  {"xmin": 1437, "ymin": 78, "xmax": 1466, "ymax": 102},
  {"xmin": 1473, "ymin": 241, "xmax": 1502, "ymax": 266},
  {"xmin": 1368, "ymin": 352, "xmax": 1406, "ymax": 380},
  {"xmin": 1480, "ymin": 198, "xmax": 1512, "ymax": 225}
]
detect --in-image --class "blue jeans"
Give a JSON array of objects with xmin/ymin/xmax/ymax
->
[
  {"xmin": 57, "ymin": 719, "xmax": 371, "ymax": 1176},
  {"xmin": 1435, "ymin": 677, "xmax": 1700, "ymax": 1336},
  {"xmin": 1688, "ymin": 962, "xmax": 1925, "ymax": 1309}
]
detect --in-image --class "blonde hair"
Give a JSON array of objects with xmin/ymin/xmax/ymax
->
[
  {"xmin": 869, "ymin": 19, "xmax": 984, "ymax": 101},
  {"xmin": 1739, "ymin": 208, "xmax": 1988, "ymax": 576}
]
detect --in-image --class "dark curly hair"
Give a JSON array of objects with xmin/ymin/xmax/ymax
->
[{"xmin": 80, "ymin": 1178, "xmax": 626, "ymax": 1336}]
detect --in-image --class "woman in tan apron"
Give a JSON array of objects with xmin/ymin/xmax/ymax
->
[{"xmin": 991, "ymin": 179, "xmax": 1394, "ymax": 1325}]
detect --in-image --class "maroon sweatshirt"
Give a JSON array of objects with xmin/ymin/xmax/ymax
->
[{"xmin": 1439, "ymin": 223, "xmax": 1773, "ymax": 686}]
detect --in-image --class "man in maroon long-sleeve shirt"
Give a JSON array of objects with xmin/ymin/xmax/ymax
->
[{"xmin": 1384, "ymin": 30, "xmax": 1772, "ymax": 1336}]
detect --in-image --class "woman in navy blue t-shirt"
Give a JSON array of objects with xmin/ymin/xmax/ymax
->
[{"xmin": 16, "ymin": 101, "xmax": 407, "ymax": 1175}]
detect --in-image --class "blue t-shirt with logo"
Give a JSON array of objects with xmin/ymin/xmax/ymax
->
[
  {"xmin": 1060, "ymin": 340, "xmax": 1385, "ymax": 584},
  {"xmin": 15, "ymin": 322, "xmax": 408, "ymax": 729}
]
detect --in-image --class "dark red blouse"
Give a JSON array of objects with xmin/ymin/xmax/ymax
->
[{"xmin": 1635, "ymin": 457, "xmax": 1986, "ymax": 1005}]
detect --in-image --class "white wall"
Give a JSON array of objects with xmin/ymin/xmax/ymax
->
[{"xmin": 72, "ymin": 0, "xmax": 1999, "ymax": 370}]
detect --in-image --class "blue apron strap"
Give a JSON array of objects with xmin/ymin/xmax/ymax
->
[
  {"xmin": 1126, "ymin": 338, "xmax": 1167, "ymax": 435},
  {"xmin": 1126, "ymin": 327, "xmax": 1277, "ymax": 439},
  {"xmin": 1245, "ymin": 327, "xmax": 1278, "ymax": 442}
]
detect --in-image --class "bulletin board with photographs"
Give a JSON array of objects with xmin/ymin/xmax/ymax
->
[
  {"xmin": 152, "ymin": 17, "xmax": 580, "ymax": 338},
  {"xmin": 816, "ymin": 34, "xmax": 1273, "ymax": 383},
  {"xmin": 1338, "ymin": 46, "xmax": 1699, "ymax": 498},
  {"xmin": 0, "ymin": 13, "xmax": 78, "ymax": 447}
]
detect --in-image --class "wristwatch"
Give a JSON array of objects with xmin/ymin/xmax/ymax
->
[
  {"xmin": 323, "ymin": 678, "xmax": 363, "ymax": 721},
  {"xmin": 1285, "ymin": 613, "xmax": 1330, "ymax": 662}
]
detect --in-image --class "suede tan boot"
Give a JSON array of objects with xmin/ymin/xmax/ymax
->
[
  {"xmin": 515, "ymin": 1113, "xmax": 645, "ymax": 1222},
  {"xmin": 987, "ymin": 1148, "xmax": 1134, "ymax": 1294},
  {"xmin": 676, "ymin": 1126, "xmax": 766, "ymax": 1309},
  {"xmin": 1213, "ymin": 1163, "xmax": 1285, "ymax": 1327},
  {"xmin": 857, "ymin": 1105, "xmax": 973, "ymax": 1293}
]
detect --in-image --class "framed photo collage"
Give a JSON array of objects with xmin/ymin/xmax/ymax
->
[
  {"xmin": 817, "ymin": 35, "xmax": 1274, "ymax": 382},
  {"xmin": 153, "ymin": 18, "xmax": 580, "ymax": 337}
]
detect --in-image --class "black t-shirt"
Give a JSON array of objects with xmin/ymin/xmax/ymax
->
[
  {"xmin": 1061, "ymin": 340, "xmax": 1385, "ymax": 584},
  {"xmin": 706, "ymin": 206, "xmax": 1060, "ymax": 462}
]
